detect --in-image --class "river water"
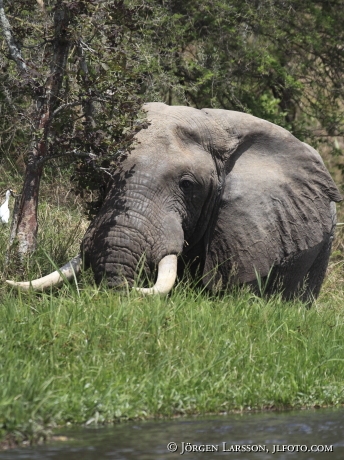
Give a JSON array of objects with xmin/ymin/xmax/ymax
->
[{"xmin": 1, "ymin": 408, "xmax": 344, "ymax": 459}]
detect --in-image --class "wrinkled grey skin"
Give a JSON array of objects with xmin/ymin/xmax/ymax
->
[{"xmin": 82, "ymin": 103, "xmax": 342, "ymax": 301}]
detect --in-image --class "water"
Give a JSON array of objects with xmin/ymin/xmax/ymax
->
[{"xmin": 1, "ymin": 408, "xmax": 344, "ymax": 460}]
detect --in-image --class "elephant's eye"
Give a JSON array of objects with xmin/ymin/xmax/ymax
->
[{"xmin": 179, "ymin": 179, "xmax": 194, "ymax": 191}]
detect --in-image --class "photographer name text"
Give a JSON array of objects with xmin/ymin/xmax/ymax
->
[{"xmin": 166, "ymin": 441, "xmax": 333, "ymax": 454}]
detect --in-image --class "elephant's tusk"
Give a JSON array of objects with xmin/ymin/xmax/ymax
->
[
  {"xmin": 6, "ymin": 254, "xmax": 82, "ymax": 291},
  {"xmin": 135, "ymin": 254, "xmax": 178, "ymax": 295}
]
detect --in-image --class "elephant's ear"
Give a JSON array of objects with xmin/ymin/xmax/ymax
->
[{"xmin": 201, "ymin": 109, "xmax": 342, "ymax": 289}]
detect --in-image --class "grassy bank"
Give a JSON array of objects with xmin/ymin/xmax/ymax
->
[
  {"xmin": 0, "ymin": 176, "xmax": 344, "ymax": 446},
  {"xmin": 1, "ymin": 277, "xmax": 344, "ymax": 445}
]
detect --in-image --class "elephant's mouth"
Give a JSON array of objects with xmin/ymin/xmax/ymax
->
[{"xmin": 5, "ymin": 254, "xmax": 178, "ymax": 295}]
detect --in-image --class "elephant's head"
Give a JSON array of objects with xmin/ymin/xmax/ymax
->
[
  {"xmin": 7, "ymin": 103, "xmax": 342, "ymax": 301},
  {"xmin": 81, "ymin": 103, "xmax": 230, "ymax": 290}
]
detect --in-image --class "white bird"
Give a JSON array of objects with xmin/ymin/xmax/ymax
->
[{"xmin": 0, "ymin": 189, "xmax": 16, "ymax": 224}]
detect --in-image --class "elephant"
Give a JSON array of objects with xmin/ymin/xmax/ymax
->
[{"xmin": 7, "ymin": 102, "xmax": 342, "ymax": 302}]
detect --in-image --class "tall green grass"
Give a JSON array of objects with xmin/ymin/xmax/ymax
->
[{"xmin": 1, "ymin": 281, "xmax": 344, "ymax": 444}]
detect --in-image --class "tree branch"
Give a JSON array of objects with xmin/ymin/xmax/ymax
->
[
  {"xmin": 37, "ymin": 149, "xmax": 96, "ymax": 165},
  {"xmin": 0, "ymin": 0, "xmax": 27, "ymax": 73},
  {"xmin": 50, "ymin": 97, "xmax": 112, "ymax": 120},
  {"xmin": 50, "ymin": 101, "xmax": 83, "ymax": 120}
]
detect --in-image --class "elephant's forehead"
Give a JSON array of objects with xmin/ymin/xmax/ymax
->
[
  {"xmin": 131, "ymin": 119, "xmax": 215, "ymax": 171},
  {"xmin": 143, "ymin": 102, "xmax": 207, "ymax": 127},
  {"xmin": 136, "ymin": 105, "xmax": 215, "ymax": 150},
  {"xmin": 128, "ymin": 137, "xmax": 215, "ymax": 176}
]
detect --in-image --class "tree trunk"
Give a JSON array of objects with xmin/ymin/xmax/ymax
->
[
  {"xmin": 8, "ymin": 158, "xmax": 43, "ymax": 256},
  {"xmin": 3, "ymin": 1, "xmax": 71, "ymax": 263}
]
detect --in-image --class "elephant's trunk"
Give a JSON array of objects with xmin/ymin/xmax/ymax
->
[{"xmin": 82, "ymin": 178, "xmax": 185, "ymax": 289}]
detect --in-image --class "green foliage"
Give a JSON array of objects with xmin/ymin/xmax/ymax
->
[
  {"xmin": 133, "ymin": 0, "xmax": 344, "ymax": 143},
  {"xmin": 1, "ymin": 0, "xmax": 344, "ymax": 215},
  {"xmin": 0, "ymin": 0, "xmax": 145, "ymax": 217}
]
